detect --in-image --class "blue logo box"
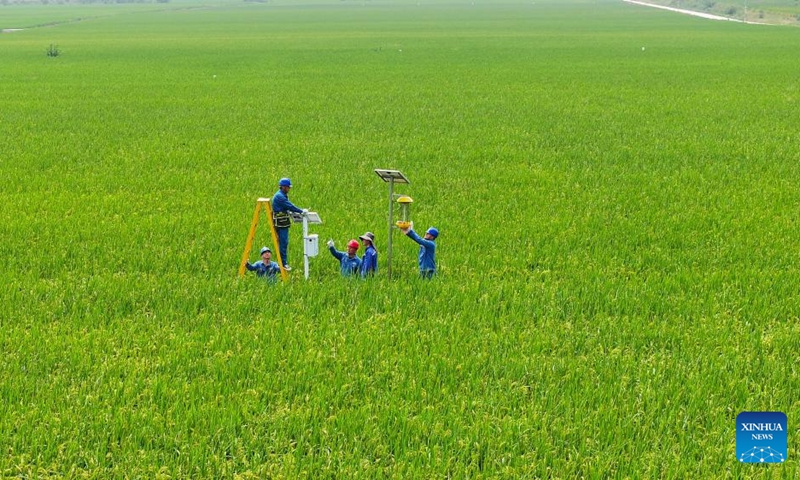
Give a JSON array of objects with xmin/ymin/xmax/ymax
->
[{"xmin": 736, "ymin": 411, "xmax": 787, "ymax": 463}]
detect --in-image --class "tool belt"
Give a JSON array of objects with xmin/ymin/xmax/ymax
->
[{"xmin": 273, "ymin": 211, "xmax": 291, "ymax": 228}]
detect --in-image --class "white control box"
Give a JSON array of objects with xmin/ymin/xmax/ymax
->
[{"xmin": 304, "ymin": 234, "xmax": 319, "ymax": 257}]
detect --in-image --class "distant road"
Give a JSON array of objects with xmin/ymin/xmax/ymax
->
[{"xmin": 623, "ymin": 0, "xmax": 768, "ymax": 25}]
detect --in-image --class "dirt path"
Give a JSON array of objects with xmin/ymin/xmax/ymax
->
[{"xmin": 624, "ymin": 0, "xmax": 771, "ymax": 25}]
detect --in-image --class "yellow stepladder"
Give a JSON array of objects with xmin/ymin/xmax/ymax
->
[{"xmin": 238, "ymin": 197, "xmax": 289, "ymax": 282}]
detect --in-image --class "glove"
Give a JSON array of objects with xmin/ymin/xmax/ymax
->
[
  {"xmin": 302, "ymin": 209, "xmax": 309, "ymax": 215},
  {"xmin": 326, "ymin": 239, "xmax": 335, "ymax": 248},
  {"xmin": 403, "ymin": 221, "xmax": 414, "ymax": 233}
]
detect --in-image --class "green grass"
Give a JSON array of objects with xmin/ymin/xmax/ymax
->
[
  {"xmin": 0, "ymin": 1, "xmax": 237, "ymax": 30},
  {"xmin": 2, "ymin": 0, "xmax": 800, "ymax": 477}
]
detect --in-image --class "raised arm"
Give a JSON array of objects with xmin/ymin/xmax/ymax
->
[
  {"xmin": 407, "ymin": 229, "xmax": 435, "ymax": 250},
  {"xmin": 329, "ymin": 245, "xmax": 344, "ymax": 261}
]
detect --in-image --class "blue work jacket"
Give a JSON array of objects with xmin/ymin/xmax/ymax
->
[
  {"xmin": 329, "ymin": 246, "xmax": 362, "ymax": 277},
  {"xmin": 272, "ymin": 189, "xmax": 303, "ymax": 215},
  {"xmin": 407, "ymin": 230, "xmax": 436, "ymax": 273},
  {"xmin": 360, "ymin": 245, "xmax": 378, "ymax": 278},
  {"xmin": 246, "ymin": 260, "xmax": 280, "ymax": 282}
]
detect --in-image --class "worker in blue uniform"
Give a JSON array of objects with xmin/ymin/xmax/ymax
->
[
  {"xmin": 358, "ymin": 232, "xmax": 378, "ymax": 278},
  {"xmin": 400, "ymin": 223, "xmax": 438, "ymax": 278},
  {"xmin": 271, "ymin": 178, "xmax": 306, "ymax": 271},
  {"xmin": 326, "ymin": 238, "xmax": 363, "ymax": 277},
  {"xmin": 245, "ymin": 246, "xmax": 281, "ymax": 282}
]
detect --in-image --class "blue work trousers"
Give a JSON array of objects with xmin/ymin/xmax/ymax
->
[{"xmin": 277, "ymin": 227, "xmax": 290, "ymax": 267}]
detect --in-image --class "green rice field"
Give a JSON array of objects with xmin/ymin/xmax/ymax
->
[{"xmin": 2, "ymin": 0, "xmax": 800, "ymax": 477}]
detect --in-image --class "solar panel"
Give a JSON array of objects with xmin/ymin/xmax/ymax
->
[{"xmin": 374, "ymin": 169, "xmax": 410, "ymax": 184}]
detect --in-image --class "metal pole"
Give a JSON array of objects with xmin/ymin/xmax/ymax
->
[
  {"xmin": 303, "ymin": 214, "xmax": 310, "ymax": 280},
  {"xmin": 387, "ymin": 177, "xmax": 395, "ymax": 279}
]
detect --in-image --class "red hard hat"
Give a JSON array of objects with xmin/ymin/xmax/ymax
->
[{"xmin": 347, "ymin": 239, "xmax": 360, "ymax": 249}]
